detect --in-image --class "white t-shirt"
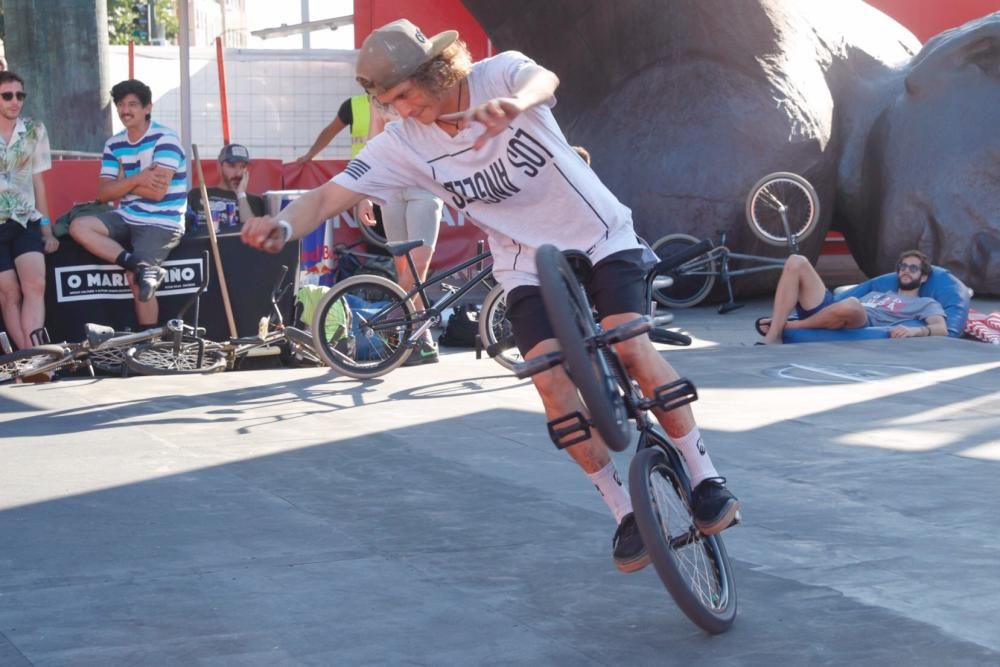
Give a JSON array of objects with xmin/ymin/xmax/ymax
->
[{"xmin": 332, "ymin": 51, "xmax": 648, "ymax": 291}]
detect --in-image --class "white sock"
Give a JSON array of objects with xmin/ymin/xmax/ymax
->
[
  {"xmin": 672, "ymin": 427, "xmax": 719, "ymax": 488},
  {"xmin": 587, "ymin": 462, "xmax": 632, "ymax": 523}
]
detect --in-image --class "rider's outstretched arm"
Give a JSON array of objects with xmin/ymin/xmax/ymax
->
[{"xmin": 242, "ymin": 181, "xmax": 366, "ymax": 253}]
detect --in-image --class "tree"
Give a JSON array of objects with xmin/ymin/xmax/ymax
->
[{"xmin": 107, "ymin": 0, "xmax": 178, "ymax": 45}]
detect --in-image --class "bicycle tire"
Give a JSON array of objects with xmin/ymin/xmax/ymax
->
[
  {"xmin": 650, "ymin": 233, "xmax": 717, "ymax": 308},
  {"xmin": 311, "ymin": 274, "xmax": 415, "ymax": 380},
  {"xmin": 745, "ymin": 171, "xmax": 820, "ymax": 247},
  {"xmin": 358, "ymin": 217, "xmax": 389, "ymax": 249},
  {"xmin": 478, "ymin": 284, "xmax": 521, "ymax": 372},
  {"xmin": 536, "ymin": 245, "xmax": 631, "ymax": 453},
  {"xmin": 629, "ymin": 444, "xmax": 737, "ymax": 634},
  {"xmin": 124, "ymin": 340, "xmax": 228, "ymax": 375},
  {"xmin": 0, "ymin": 345, "xmax": 68, "ymax": 383}
]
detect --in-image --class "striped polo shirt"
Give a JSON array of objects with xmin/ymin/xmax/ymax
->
[{"xmin": 100, "ymin": 121, "xmax": 187, "ymax": 229}]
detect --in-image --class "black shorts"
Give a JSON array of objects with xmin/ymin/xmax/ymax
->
[
  {"xmin": 97, "ymin": 210, "xmax": 182, "ymax": 265},
  {"xmin": 506, "ymin": 248, "xmax": 649, "ymax": 355},
  {"xmin": 0, "ymin": 219, "xmax": 44, "ymax": 272}
]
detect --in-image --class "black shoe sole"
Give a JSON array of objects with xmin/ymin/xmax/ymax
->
[
  {"xmin": 614, "ymin": 550, "xmax": 651, "ymax": 573},
  {"xmin": 694, "ymin": 499, "xmax": 741, "ymax": 536}
]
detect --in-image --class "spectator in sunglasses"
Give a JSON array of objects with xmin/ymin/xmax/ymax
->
[
  {"xmin": 0, "ymin": 70, "xmax": 57, "ymax": 350},
  {"xmin": 70, "ymin": 79, "xmax": 186, "ymax": 331},
  {"xmin": 758, "ymin": 249, "xmax": 946, "ymax": 344}
]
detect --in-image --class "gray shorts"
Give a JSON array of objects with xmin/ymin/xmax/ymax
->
[
  {"xmin": 380, "ymin": 188, "xmax": 443, "ymax": 249},
  {"xmin": 97, "ymin": 210, "xmax": 182, "ymax": 265}
]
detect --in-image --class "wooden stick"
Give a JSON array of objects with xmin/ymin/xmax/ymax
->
[{"xmin": 192, "ymin": 144, "xmax": 238, "ymax": 338}]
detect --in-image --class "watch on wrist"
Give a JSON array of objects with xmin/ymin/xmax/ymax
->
[{"xmin": 276, "ymin": 219, "xmax": 293, "ymax": 245}]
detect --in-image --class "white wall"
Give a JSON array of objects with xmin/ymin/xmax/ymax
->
[{"xmin": 109, "ymin": 45, "xmax": 361, "ymax": 162}]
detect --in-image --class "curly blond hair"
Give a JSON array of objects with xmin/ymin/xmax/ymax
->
[{"xmin": 409, "ymin": 40, "xmax": 473, "ymax": 97}]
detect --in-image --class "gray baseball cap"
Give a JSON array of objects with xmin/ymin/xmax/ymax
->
[
  {"xmin": 355, "ymin": 19, "xmax": 458, "ymax": 94},
  {"xmin": 218, "ymin": 143, "xmax": 250, "ymax": 163}
]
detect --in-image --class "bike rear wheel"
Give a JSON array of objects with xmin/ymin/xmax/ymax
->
[
  {"xmin": 124, "ymin": 340, "xmax": 228, "ymax": 375},
  {"xmin": 650, "ymin": 233, "xmax": 717, "ymax": 308},
  {"xmin": 745, "ymin": 171, "xmax": 820, "ymax": 246},
  {"xmin": 536, "ymin": 245, "xmax": 631, "ymax": 452},
  {"xmin": 629, "ymin": 443, "xmax": 737, "ymax": 634},
  {"xmin": 0, "ymin": 345, "xmax": 68, "ymax": 383},
  {"xmin": 311, "ymin": 274, "xmax": 415, "ymax": 380},
  {"xmin": 479, "ymin": 284, "xmax": 521, "ymax": 372}
]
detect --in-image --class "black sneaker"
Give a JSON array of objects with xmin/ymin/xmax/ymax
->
[
  {"xmin": 404, "ymin": 339, "xmax": 439, "ymax": 366},
  {"xmin": 137, "ymin": 264, "xmax": 167, "ymax": 302},
  {"xmin": 691, "ymin": 478, "xmax": 741, "ymax": 535},
  {"xmin": 612, "ymin": 512, "xmax": 650, "ymax": 573}
]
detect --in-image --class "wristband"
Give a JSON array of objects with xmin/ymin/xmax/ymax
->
[
  {"xmin": 237, "ymin": 192, "xmax": 247, "ymax": 200},
  {"xmin": 276, "ymin": 219, "xmax": 293, "ymax": 245},
  {"xmin": 39, "ymin": 217, "xmax": 50, "ymax": 226}
]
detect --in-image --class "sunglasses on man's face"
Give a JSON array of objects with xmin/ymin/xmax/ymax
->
[
  {"xmin": 0, "ymin": 91, "xmax": 26, "ymax": 102},
  {"xmin": 897, "ymin": 262, "xmax": 922, "ymax": 274}
]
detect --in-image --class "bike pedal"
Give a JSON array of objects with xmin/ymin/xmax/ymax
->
[
  {"xmin": 640, "ymin": 377, "xmax": 698, "ymax": 413},
  {"xmin": 546, "ymin": 411, "xmax": 592, "ymax": 449}
]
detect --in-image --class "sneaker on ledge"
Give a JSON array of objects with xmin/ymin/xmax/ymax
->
[
  {"xmin": 612, "ymin": 512, "xmax": 650, "ymax": 573},
  {"xmin": 137, "ymin": 264, "xmax": 167, "ymax": 302},
  {"xmin": 691, "ymin": 477, "xmax": 741, "ymax": 535},
  {"xmin": 404, "ymin": 339, "xmax": 439, "ymax": 366}
]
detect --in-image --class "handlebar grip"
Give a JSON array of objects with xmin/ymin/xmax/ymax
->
[
  {"xmin": 653, "ymin": 239, "xmax": 713, "ymax": 274},
  {"xmin": 649, "ymin": 328, "xmax": 692, "ymax": 346}
]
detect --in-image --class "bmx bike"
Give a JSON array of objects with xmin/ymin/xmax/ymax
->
[
  {"xmin": 309, "ymin": 239, "xmax": 517, "ymax": 379},
  {"xmin": 513, "ymin": 242, "xmax": 737, "ymax": 634},
  {"xmin": 123, "ymin": 264, "xmax": 320, "ymax": 375},
  {"xmin": 0, "ymin": 252, "xmax": 229, "ymax": 383},
  {"xmin": 651, "ymin": 171, "xmax": 820, "ymax": 311}
]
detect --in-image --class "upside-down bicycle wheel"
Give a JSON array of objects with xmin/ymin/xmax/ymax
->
[
  {"xmin": 310, "ymin": 274, "xmax": 416, "ymax": 380},
  {"xmin": 124, "ymin": 340, "xmax": 228, "ymax": 375},
  {"xmin": 536, "ymin": 245, "xmax": 631, "ymax": 452},
  {"xmin": 650, "ymin": 233, "xmax": 717, "ymax": 308},
  {"xmin": 629, "ymin": 440, "xmax": 737, "ymax": 634},
  {"xmin": 478, "ymin": 284, "xmax": 521, "ymax": 372},
  {"xmin": 745, "ymin": 171, "xmax": 820, "ymax": 247},
  {"xmin": 0, "ymin": 345, "xmax": 68, "ymax": 383}
]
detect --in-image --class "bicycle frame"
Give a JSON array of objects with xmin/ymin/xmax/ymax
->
[{"xmin": 362, "ymin": 248, "xmax": 494, "ymax": 346}]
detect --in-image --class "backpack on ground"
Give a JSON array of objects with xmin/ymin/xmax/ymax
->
[{"xmin": 438, "ymin": 303, "xmax": 480, "ymax": 348}]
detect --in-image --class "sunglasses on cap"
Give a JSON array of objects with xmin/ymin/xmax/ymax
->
[
  {"xmin": 0, "ymin": 91, "xmax": 26, "ymax": 102},
  {"xmin": 897, "ymin": 262, "xmax": 923, "ymax": 274}
]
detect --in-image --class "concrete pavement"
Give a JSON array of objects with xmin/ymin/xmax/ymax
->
[{"xmin": 1, "ymin": 298, "xmax": 999, "ymax": 666}]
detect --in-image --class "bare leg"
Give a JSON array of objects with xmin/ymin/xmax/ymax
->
[
  {"xmin": 125, "ymin": 272, "xmax": 159, "ymax": 326},
  {"xmin": 14, "ymin": 252, "xmax": 46, "ymax": 346},
  {"xmin": 0, "ymin": 269, "xmax": 27, "ymax": 349},
  {"xmin": 525, "ymin": 337, "xmax": 611, "ymax": 474},
  {"xmin": 785, "ymin": 297, "xmax": 867, "ymax": 330},
  {"xmin": 762, "ymin": 254, "xmax": 829, "ymax": 344},
  {"xmin": 69, "ymin": 216, "xmax": 125, "ymax": 263}
]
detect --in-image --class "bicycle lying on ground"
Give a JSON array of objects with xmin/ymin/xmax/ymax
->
[
  {"xmin": 0, "ymin": 252, "xmax": 226, "ymax": 383},
  {"xmin": 513, "ymin": 242, "xmax": 736, "ymax": 634},
  {"xmin": 651, "ymin": 171, "xmax": 820, "ymax": 312},
  {"xmin": 309, "ymin": 239, "xmax": 515, "ymax": 379},
  {"xmin": 124, "ymin": 265, "xmax": 320, "ymax": 375}
]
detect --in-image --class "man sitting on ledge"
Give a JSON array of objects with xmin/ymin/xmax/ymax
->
[{"xmin": 759, "ymin": 249, "xmax": 947, "ymax": 344}]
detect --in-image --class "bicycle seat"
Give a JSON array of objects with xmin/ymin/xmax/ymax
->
[
  {"xmin": 84, "ymin": 323, "xmax": 117, "ymax": 347},
  {"xmin": 561, "ymin": 249, "xmax": 593, "ymax": 283},
  {"xmin": 384, "ymin": 240, "xmax": 425, "ymax": 257}
]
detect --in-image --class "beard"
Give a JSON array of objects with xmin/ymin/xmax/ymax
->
[{"xmin": 898, "ymin": 274, "xmax": 922, "ymax": 291}]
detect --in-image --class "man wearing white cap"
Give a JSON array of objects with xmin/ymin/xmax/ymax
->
[{"xmin": 242, "ymin": 19, "xmax": 740, "ymax": 573}]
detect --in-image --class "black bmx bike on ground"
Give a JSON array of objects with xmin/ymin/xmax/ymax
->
[{"xmin": 514, "ymin": 243, "xmax": 737, "ymax": 634}]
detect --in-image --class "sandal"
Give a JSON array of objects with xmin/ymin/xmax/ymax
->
[{"xmin": 755, "ymin": 317, "xmax": 771, "ymax": 336}]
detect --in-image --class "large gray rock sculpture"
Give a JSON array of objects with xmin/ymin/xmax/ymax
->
[{"xmin": 460, "ymin": 0, "xmax": 999, "ymax": 295}]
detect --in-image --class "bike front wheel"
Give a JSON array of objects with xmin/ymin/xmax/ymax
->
[
  {"xmin": 124, "ymin": 340, "xmax": 229, "ymax": 375},
  {"xmin": 536, "ymin": 245, "xmax": 631, "ymax": 452},
  {"xmin": 629, "ymin": 443, "xmax": 737, "ymax": 634},
  {"xmin": 0, "ymin": 345, "xmax": 68, "ymax": 383},
  {"xmin": 650, "ymin": 233, "xmax": 717, "ymax": 308},
  {"xmin": 311, "ymin": 274, "xmax": 416, "ymax": 380},
  {"xmin": 478, "ymin": 284, "xmax": 521, "ymax": 372},
  {"xmin": 745, "ymin": 171, "xmax": 820, "ymax": 247}
]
